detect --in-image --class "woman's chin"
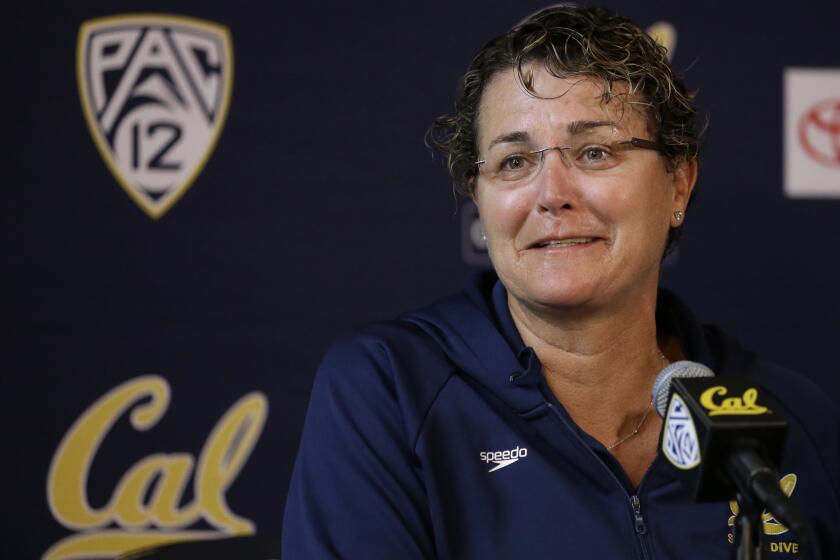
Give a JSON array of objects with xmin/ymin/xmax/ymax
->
[{"xmin": 514, "ymin": 283, "xmax": 604, "ymax": 313}]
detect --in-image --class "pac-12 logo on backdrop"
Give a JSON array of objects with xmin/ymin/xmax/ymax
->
[{"xmin": 77, "ymin": 14, "xmax": 233, "ymax": 219}]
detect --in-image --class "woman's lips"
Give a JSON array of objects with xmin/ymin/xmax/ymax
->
[{"xmin": 535, "ymin": 237, "xmax": 595, "ymax": 248}]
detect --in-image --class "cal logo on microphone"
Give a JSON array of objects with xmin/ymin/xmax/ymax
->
[
  {"xmin": 659, "ymin": 377, "xmax": 787, "ymax": 502},
  {"xmin": 699, "ymin": 386, "xmax": 770, "ymax": 416}
]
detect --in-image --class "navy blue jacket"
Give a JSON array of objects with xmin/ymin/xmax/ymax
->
[{"xmin": 283, "ymin": 273, "xmax": 840, "ymax": 559}]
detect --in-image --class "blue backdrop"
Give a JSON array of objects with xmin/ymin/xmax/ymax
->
[{"xmin": 4, "ymin": 1, "xmax": 839, "ymax": 558}]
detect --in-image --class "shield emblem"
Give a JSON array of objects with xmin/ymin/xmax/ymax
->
[
  {"xmin": 661, "ymin": 393, "xmax": 701, "ymax": 470},
  {"xmin": 77, "ymin": 14, "xmax": 233, "ymax": 219}
]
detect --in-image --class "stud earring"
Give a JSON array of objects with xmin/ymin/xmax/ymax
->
[{"xmin": 674, "ymin": 211, "xmax": 684, "ymax": 222}]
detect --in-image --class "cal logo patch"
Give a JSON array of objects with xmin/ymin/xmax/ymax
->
[{"xmin": 77, "ymin": 14, "xmax": 233, "ymax": 219}]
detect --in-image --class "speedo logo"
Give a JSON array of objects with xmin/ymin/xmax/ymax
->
[{"xmin": 479, "ymin": 446, "xmax": 528, "ymax": 472}]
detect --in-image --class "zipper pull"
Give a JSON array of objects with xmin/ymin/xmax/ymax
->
[{"xmin": 630, "ymin": 495, "xmax": 647, "ymax": 535}]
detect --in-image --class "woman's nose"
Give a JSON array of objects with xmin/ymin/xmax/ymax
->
[{"xmin": 534, "ymin": 148, "xmax": 578, "ymax": 214}]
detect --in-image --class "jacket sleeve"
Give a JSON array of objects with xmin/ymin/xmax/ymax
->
[{"xmin": 282, "ymin": 333, "xmax": 435, "ymax": 559}]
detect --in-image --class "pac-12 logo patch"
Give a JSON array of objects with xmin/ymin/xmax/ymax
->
[
  {"xmin": 662, "ymin": 393, "xmax": 701, "ymax": 470},
  {"xmin": 77, "ymin": 14, "xmax": 233, "ymax": 219}
]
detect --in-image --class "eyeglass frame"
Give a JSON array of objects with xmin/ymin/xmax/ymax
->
[{"xmin": 474, "ymin": 137, "xmax": 666, "ymax": 180}]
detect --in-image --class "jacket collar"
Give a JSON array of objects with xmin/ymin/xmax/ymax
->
[{"xmin": 406, "ymin": 271, "xmax": 743, "ymax": 415}]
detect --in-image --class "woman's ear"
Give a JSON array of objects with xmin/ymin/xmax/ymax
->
[{"xmin": 671, "ymin": 158, "xmax": 698, "ymax": 220}]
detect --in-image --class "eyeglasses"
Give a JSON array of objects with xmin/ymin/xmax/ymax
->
[{"xmin": 475, "ymin": 136, "xmax": 665, "ymax": 184}]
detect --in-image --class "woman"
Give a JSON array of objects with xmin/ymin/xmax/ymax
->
[{"xmin": 283, "ymin": 5, "xmax": 840, "ymax": 559}]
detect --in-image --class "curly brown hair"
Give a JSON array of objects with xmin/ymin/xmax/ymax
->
[{"xmin": 427, "ymin": 4, "xmax": 701, "ymax": 256}]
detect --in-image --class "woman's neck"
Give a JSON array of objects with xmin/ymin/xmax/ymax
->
[{"xmin": 507, "ymin": 288, "xmax": 669, "ymax": 437}]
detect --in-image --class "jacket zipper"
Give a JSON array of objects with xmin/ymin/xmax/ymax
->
[
  {"xmin": 545, "ymin": 401, "xmax": 654, "ymax": 560},
  {"xmin": 631, "ymin": 495, "xmax": 647, "ymax": 535}
]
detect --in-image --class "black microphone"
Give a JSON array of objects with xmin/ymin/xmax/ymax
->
[{"xmin": 651, "ymin": 361, "xmax": 811, "ymax": 558}]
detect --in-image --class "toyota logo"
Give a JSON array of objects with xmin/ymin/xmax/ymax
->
[{"xmin": 797, "ymin": 98, "xmax": 840, "ymax": 168}]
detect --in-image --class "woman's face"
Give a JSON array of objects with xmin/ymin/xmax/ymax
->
[{"xmin": 473, "ymin": 67, "xmax": 696, "ymax": 315}]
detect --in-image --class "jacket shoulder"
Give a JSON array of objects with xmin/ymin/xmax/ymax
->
[
  {"xmin": 316, "ymin": 315, "xmax": 461, "ymax": 447},
  {"xmin": 750, "ymin": 359, "xmax": 840, "ymax": 441},
  {"xmin": 284, "ymin": 320, "xmax": 443, "ymax": 558},
  {"xmin": 747, "ymin": 358, "xmax": 840, "ymax": 508}
]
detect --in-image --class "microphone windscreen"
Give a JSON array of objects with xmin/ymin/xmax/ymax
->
[{"xmin": 652, "ymin": 360, "xmax": 715, "ymax": 417}]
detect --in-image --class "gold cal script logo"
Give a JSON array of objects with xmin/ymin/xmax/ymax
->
[
  {"xmin": 44, "ymin": 375, "xmax": 268, "ymax": 559},
  {"xmin": 699, "ymin": 386, "xmax": 769, "ymax": 416}
]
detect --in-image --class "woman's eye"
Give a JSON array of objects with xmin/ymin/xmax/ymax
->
[
  {"xmin": 502, "ymin": 156, "xmax": 527, "ymax": 170},
  {"xmin": 582, "ymin": 147, "xmax": 609, "ymax": 161}
]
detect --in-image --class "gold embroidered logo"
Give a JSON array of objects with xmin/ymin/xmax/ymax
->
[
  {"xmin": 699, "ymin": 386, "xmax": 770, "ymax": 416},
  {"xmin": 77, "ymin": 14, "xmax": 233, "ymax": 219},
  {"xmin": 43, "ymin": 375, "xmax": 267, "ymax": 560},
  {"xmin": 727, "ymin": 473, "xmax": 798, "ymax": 540}
]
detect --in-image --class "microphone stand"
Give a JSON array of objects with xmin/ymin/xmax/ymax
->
[
  {"xmin": 727, "ymin": 447, "xmax": 811, "ymax": 560},
  {"xmin": 732, "ymin": 490, "xmax": 764, "ymax": 560}
]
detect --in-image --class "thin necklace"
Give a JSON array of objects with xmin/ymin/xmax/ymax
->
[
  {"xmin": 607, "ymin": 400, "xmax": 654, "ymax": 450},
  {"xmin": 606, "ymin": 352, "xmax": 668, "ymax": 451}
]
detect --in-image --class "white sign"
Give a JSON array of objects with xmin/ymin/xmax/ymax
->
[{"xmin": 784, "ymin": 68, "xmax": 840, "ymax": 198}]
